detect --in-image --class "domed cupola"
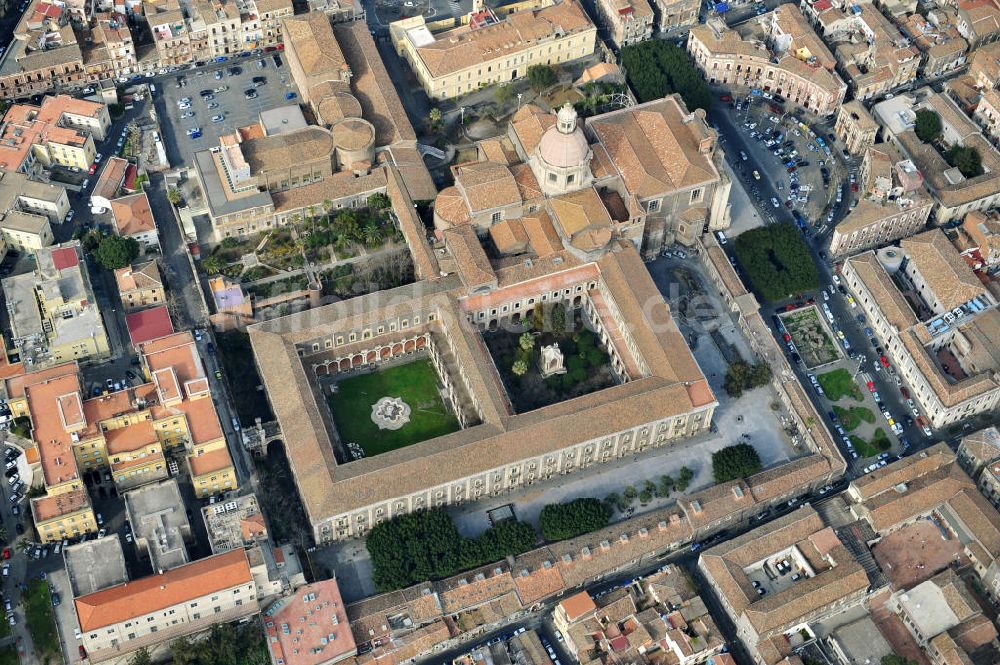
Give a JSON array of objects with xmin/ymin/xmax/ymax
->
[{"xmin": 530, "ymin": 103, "xmax": 593, "ymax": 195}]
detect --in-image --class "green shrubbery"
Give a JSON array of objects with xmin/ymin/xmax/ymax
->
[
  {"xmin": 539, "ymin": 498, "xmax": 610, "ymax": 541},
  {"xmin": 732, "ymin": 224, "xmax": 820, "ymax": 301},
  {"xmin": 367, "ymin": 510, "xmax": 536, "ymax": 592},
  {"xmin": 621, "ymin": 41, "xmax": 712, "ymax": 111},
  {"xmin": 711, "ymin": 444, "xmax": 763, "ymax": 484}
]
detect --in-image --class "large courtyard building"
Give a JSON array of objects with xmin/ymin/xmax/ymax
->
[
  {"xmin": 829, "ymin": 143, "xmax": 933, "ymax": 257},
  {"xmin": 873, "ymin": 88, "xmax": 1000, "ymax": 224},
  {"xmin": 249, "ymin": 99, "xmax": 734, "ymax": 543},
  {"xmin": 593, "ymin": 0, "xmax": 654, "ymax": 48},
  {"xmin": 687, "ymin": 8, "xmax": 847, "ymax": 116},
  {"xmin": 389, "ymin": 0, "xmax": 597, "ymax": 100},
  {"xmin": 841, "ymin": 229, "xmax": 1000, "ymax": 428}
]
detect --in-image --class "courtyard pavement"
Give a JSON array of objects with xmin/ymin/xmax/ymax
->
[{"xmin": 872, "ymin": 520, "xmax": 966, "ymax": 590}]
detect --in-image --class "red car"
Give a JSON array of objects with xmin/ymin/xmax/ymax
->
[
  {"xmin": 851, "ymin": 182, "xmax": 859, "ymax": 192},
  {"xmin": 79, "ymin": 646, "xmax": 87, "ymax": 659},
  {"xmin": 867, "ymin": 381, "xmax": 875, "ymax": 392},
  {"xmin": 901, "ymin": 387, "xmax": 910, "ymax": 399},
  {"xmin": 2, "ymin": 548, "xmax": 9, "ymax": 560},
  {"xmin": 88, "ymin": 164, "xmax": 97, "ymax": 175},
  {"xmin": 783, "ymin": 333, "xmax": 791, "ymax": 342},
  {"xmin": 719, "ymin": 94, "xmax": 732, "ymax": 102},
  {"xmin": 786, "ymin": 166, "xmax": 797, "ymax": 173},
  {"xmin": 880, "ymin": 355, "xmax": 890, "ymax": 367}
]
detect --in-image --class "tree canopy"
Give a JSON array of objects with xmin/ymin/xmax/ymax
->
[
  {"xmin": 367, "ymin": 509, "xmax": 536, "ymax": 592},
  {"xmin": 539, "ymin": 498, "xmax": 611, "ymax": 541},
  {"xmin": 94, "ymin": 235, "xmax": 140, "ymax": 270},
  {"xmin": 913, "ymin": 109, "xmax": 942, "ymax": 143},
  {"xmin": 621, "ymin": 41, "xmax": 712, "ymax": 112},
  {"xmin": 169, "ymin": 622, "xmax": 269, "ymax": 665},
  {"xmin": 723, "ymin": 361, "xmax": 772, "ymax": 398},
  {"xmin": 947, "ymin": 145, "xmax": 984, "ymax": 178},
  {"xmin": 527, "ymin": 64, "xmax": 558, "ymax": 92},
  {"xmin": 712, "ymin": 443, "xmax": 763, "ymax": 484},
  {"xmin": 732, "ymin": 224, "xmax": 820, "ymax": 301}
]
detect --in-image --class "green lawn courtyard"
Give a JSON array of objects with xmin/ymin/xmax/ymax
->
[
  {"xmin": 327, "ymin": 359, "xmax": 460, "ymax": 457},
  {"xmin": 833, "ymin": 405, "xmax": 876, "ymax": 431},
  {"xmin": 817, "ymin": 369, "xmax": 864, "ymax": 402},
  {"xmin": 24, "ymin": 579, "xmax": 59, "ymax": 660},
  {"xmin": 850, "ymin": 429, "xmax": 892, "ymax": 458}
]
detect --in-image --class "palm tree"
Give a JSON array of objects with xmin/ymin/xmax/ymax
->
[
  {"xmin": 362, "ymin": 222, "xmax": 381, "ymax": 248},
  {"xmin": 15, "ymin": 538, "xmax": 30, "ymax": 554},
  {"xmin": 166, "ymin": 187, "xmax": 182, "ymax": 206},
  {"xmin": 0, "ymin": 526, "xmax": 8, "ymax": 544}
]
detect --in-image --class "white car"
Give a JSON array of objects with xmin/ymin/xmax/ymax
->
[
  {"xmin": 186, "ymin": 127, "xmax": 202, "ymax": 136},
  {"xmin": 211, "ymin": 115, "xmax": 224, "ymax": 123},
  {"xmin": 178, "ymin": 102, "xmax": 191, "ymax": 110},
  {"xmin": 181, "ymin": 111, "xmax": 195, "ymax": 118},
  {"xmin": 770, "ymin": 197, "xmax": 780, "ymax": 208}
]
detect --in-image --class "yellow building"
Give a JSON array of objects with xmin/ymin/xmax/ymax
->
[
  {"xmin": 115, "ymin": 261, "xmax": 165, "ymax": 312},
  {"xmin": 188, "ymin": 441, "xmax": 238, "ymax": 498},
  {"xmin": 32, "ymin": 488, "xmax": 97, "ymax": 543},
  {"xmin": 0, "ymin": 211, "xmax": 53, "ymax": 254},
  {"xmin": 388, "ymin": 0, "xmax": 597, "ymax": 100}
]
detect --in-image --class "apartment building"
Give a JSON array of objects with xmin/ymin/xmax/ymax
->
[
  {"xmin": 308, "ymin": 0, "xmax": 362, "ymax": 21},
  {"xmin": 846, "ymin": 444, "xmax": 1000, "ymax": 608},
  {"xmin": 593, "ymin": 0, "xmax": 653, "ymax": 48},
  {"xmin": 389, "ymin": 1, "xmax": 597, "ymax": 100},
  {"xmin": 835, "ymin": 100, "xmax": 879, "ymax": 156},
  {"xmin": 968, "ymin": 40, "xmax": 1000, "ymax": 89},
  {"xmin": 553, "ymin": 566, "xmax": 725, "ymax": 665},
  {"xmin": 124, "ymin": 479, "xmax": 193, "ymax": 570},
  {"xmin": 265, "ymin": 579, "xmax": 357, "ymax": 665},
  {"xmin": 954, "ymin": 210, "xmax": 1000, "ymax": 270},
  {"xmin": 842, "ymin": 230, "xmax": 1000, "ymax": 428},
  {"xmin": 0, "ymin": 99, "xmax": 105, "ymax": 174},
  {"xmin": 888, "ymin": 570, "xmax": 993, "ymax": 647},
  {"xmin": 74, "ymin": 549, "xmax": 258, "ymax": 663},
  {"xmin": 698, "ymin": 507, "xmax": 872, "ymax": 665},
  {"xmin": 800, "ymin": 0, "xmax": 920, "ymax": 100},
  {"xmin": 90, "ymin": 12, "xmax": 138, "ymax": 79},
  {"xmin": 956, "ymin": 426, "xmax": 1000, "ymax": 480},
  {"xmin": 687, "ymin": 10, "xmax": 847, "ymax": 116},
  {"xmin": 33, "ymin": 488, "xmax": 98, "ymax": 544},
  {"xmin": 110, "ymin": 192, "xmax": 159, "ymax": 250},
  {"xmin": 138, "ymin": 332, "xmax": 239, "ymax": 499},
  {"xmin": 899, "ymin": 11, "xmax": 969, "ymax": 79},
  {"xmin": 115, "ymin": 260, "xmax": 165, "ymax": 312},
  {"xmin": 0, "ymin": 212, "xmax": 54, "ymax": 254},
  {"xmin": 0, "ymin": 1, "xmax": 88, "ymax": 100},
  {"xmin": 653, "ymin": 0, "xmax": 699, "ymax": 33},
  {"xmin": 0, "ymin": 169, "xmax": 70, "ymax": 225},
  {"xmin": 829, "ymin": 144, "xmax": 932, "ymax": 257},
  {"xmin": 2, "ymin": 243, "xmax": 110, "ymax": 367},
  {"xmin": 873, "ymin": 89, "xmax": 1000, "ymax": 224}
]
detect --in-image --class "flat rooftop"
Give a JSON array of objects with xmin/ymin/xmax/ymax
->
[
  {"xmin": 124, "ymin": 479, "xmax": 191, "ymax": 572},
  {"xmin": 63, "ymin": 536, "xmax": 129, "ymax": 598}
]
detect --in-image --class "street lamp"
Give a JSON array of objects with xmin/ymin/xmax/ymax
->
[
  {"xmin": 516, "ymin": 93, "xmax": 522, "ymax": 110},
  {"xmin": 459, "ymin": 106, "xmax": 466, "ymax": 125}
]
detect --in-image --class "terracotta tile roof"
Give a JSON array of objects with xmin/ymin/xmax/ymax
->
[
  {"xmin": 334, "ymin": 21, "xmax": 416, "ymax": 146},
  {"xmin": 845, "ymin": 252, "xmax": 918, "ymax": 331},
  {"xmin": 548, "ymin": 188, "xmax": 613, "ymax": 252},
  {"xmin": 901, "ymin": 229, "xmax": 988, "ymax": 311},
  {"xmin": 125, "ymin": 306, "xmax": 175, "ymax": 347},
  {"xmin": 521, "ymin": 211, "xmax": 562, "ymax": 257},
  {"xmin": 559, "ymin": 591, "xmax": 597, "ymax": 621},
  {"xmin": 511, "ymin": 104, "xmax": 556, "ymax": 156},
  {"xmin": 115, "ymin": 260, "xmax": 162, "ymax": 294},
  {"xmin": 280, "ymin": 13, "xmax": 348, "ymax": 86},
  {"xmin": 443, "ymin": 223, "xmax": 496, "ymax": 289},
  {"xmin": 489, "ymin": 218, "xmax": 529, "ymax": 254},
  {"xmin": 26, "ymin": 372, "xmax": 84, "ymax": 486},
  {"xmin": 104, "ymin": 420, "xmax": 157, "ymax": 455},
  {"xmin": 93, "ymin": 157, "xmax": 128, "ymax": 203},
  {"xmin": 188, "ymin": 446, "xmax": 233, "ymax": 477},
  {"xmin": 110, "ymin": 192, "xmax": 155, "ymax": 238},
  {"xmin": 241, "ymin": 127, "xmax": 335, "ymax": 173},
  {"xmin": 453, "ymin": 161, "xmax": 521, "ymax": 213},
  {"xmin": 590, "ymin": 96, "xmax": 720, "ymax": 199},
  {"xmin": 74, "ymin": 549, "xmax": 251, "ymax": 632},
  {"xmin": 409, "ymin": 0, "xmax": 594, "ymax": 79},
  {"xmin": 31, "ymin": 487, "xmax": 90, "ymax": 522}
]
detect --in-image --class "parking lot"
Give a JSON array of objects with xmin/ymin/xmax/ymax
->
[
  {"xmin": 153, "ymin": 55, "xmax": 301, "ymax": 168},
  {"xmin": 714, "ymin": 91, "xmax": 854, "ymax": 238}
]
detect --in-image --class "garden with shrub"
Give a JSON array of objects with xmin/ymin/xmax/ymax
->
[
  {"xmin": 732, "ymin": 224, "xmax": 820, "ymax": 302},
  {"xmin": 483, "ymin": 303, "xmax": 616, "ymax": 412},
  {"xmin": 539, "ymin": 498, "xmax": 610, "ymax": 541}
]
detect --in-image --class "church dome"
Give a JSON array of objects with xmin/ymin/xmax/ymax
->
[{"xmin": 537, "ymin": 103, "xmax": 589, "ymax": 169}]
